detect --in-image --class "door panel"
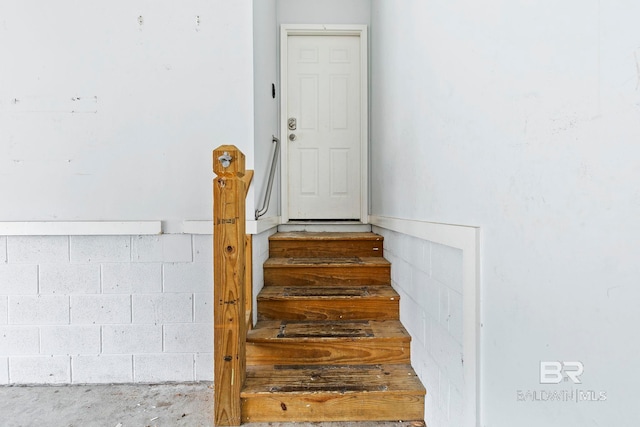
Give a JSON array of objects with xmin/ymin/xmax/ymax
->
[
  {"xmin": 287, "ymin": 35, "xmax": 361, "ymax": 220},
  {"xmin": 330, "ymin": 149, "xmax": 349, "ymax": 195},
  {"xmin": 299, "ymin": 148, "xmax": 319, "ymax": 195}
]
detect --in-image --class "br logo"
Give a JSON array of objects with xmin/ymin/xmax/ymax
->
[{"xmin": 540, "ymin": 361, "xmax": 584, "ymax": 384}]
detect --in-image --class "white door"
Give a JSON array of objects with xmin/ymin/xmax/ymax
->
[{"xmin": 285, "ymin": 33, "xmax": 363, "ymax": 220}]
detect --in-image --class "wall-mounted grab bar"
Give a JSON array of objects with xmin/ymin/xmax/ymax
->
[{"xmin": 255, "ymin": 136, "xmax": 280, "ymax": 220}]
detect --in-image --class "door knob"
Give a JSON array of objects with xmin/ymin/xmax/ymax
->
[{"xmin": 288, "ymin": 133, "xmax": 297, "ymax": 141}]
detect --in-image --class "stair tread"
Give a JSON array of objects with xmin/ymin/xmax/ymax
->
[
  {"xmin": 242, "ymin": 364, "xmax": 425, "ymax": 396},
  {"xmin": 248, "ymin": 319, "xmax": 410, "ymax": 341},
  {"xmin": 270, "ymin": 232, "xmax": 383, "ymax": 241},
  {"xmin": 265, "ymin": 257, "xmax": 390, "ymax": 268},
  {"xmin": 257, "ymin": 285, "xmax": 399, "ymax": 300}
]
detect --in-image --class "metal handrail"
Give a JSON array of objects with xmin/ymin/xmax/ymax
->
[{"xmin": 255, "ymin": 135, "xmax": 280, "ymax": 219}]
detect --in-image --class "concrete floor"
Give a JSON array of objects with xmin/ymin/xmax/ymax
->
[{"xmin": 0, "ymin": 383, "xmax": 426, "ymax": 427}]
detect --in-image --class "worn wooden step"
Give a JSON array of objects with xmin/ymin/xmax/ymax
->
[
  {"xmin": 264, "ymin": 257, "xmax": 391, "ymax": 286},
  {"xmin": 247, "ymin": 320, "xmax": 411, "ymax": 366},
  {"xmin": 241, "ymin": 364, "xmax": 426, "ymax": 423},
  {"xmin": 256, "ymin": 285, "xmax": 399, "ymax": 321},
  {"xmin": 269, "ymin": 232, "xmax": 384, "ymax": 258}
]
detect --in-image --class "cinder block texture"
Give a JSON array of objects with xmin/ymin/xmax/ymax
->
[
  {"xmin": 39, "ymin": 264, "xmax": 100, "ymax": 294},
  {"xmin": 449, "ymin": 383, "xmax": 464, "ymax": 427},
  {"xmin": 163, "ymin": 263, "xmax": 212, "ymax": 293},
  {"xmin": 102, "ymin": 325, "xmax": 163, "ymax": 354},
  {"xmin": 192, "ymin": 235, "xmax": 212, "ymax": 263},
  {"xmin": 10, "ymin": 356, "xmax": 70, "ymax": 384},
  {"xmin": 1, "ymin": 232, "xmax": 214, "ymax": 384},
  {"xmin": 0, "ymin": 264, "xmax": 38, "ymax": 295},
  {"xmin": 0, "ymin": 326, "xmax": 39, "ymax": 355},
  {"xmin": 9, "ymin": 356, "xmax": 71, "ymax": 384},
  {"xmin": 132, "ymin": 294, "xmax": 192, "ymax": 324},
  {"xmin": 102, "ymin": 263, "xmax": 162, "ymax": 294},
  {"xmin": 448, "ymin": 289, "xmax": 463, "ymax": 342},
  {"xmin": 411, "ymin": 269, "xmax": 430, "ymax": 305},
  {"xmin": 7, "ymin": 236, "xmax": 69, "ymax": 264},
  {"xmin": 431, "ymin": 242, "xmax": 463, "ymax": 293},
  {"xmin": 131, "ymin": 235, "xmax": 192, "ymax": 263},
  {"xmin": 164, "ymin": 323, "xmax": 212, "ymax": 353},
  {"xmin": 0, "ymin": 237, "xmax": 6, "ymax": 263},
  {"xmin": 377, "ymin": 227, "xmax": 466, "ymax": 427},
  {"xmin": 40, "ymin": 325, "xmax": 100, "ymax": 355},
  {"xmin": 71, "ymin": 295, "xmax": 131, "ymax": 324},
  {"xmin": 0, "ymin": 357, "xmax": 8, "ymax": 384},
  {"xmin": 70, "ymin": 236, "xmax": 131, "ymax": 263},
  {"xmin": 193, "ymin": 293, "xmax": 213, "ymax": 323},
  {"xmin": 134, "ymin": 354, "xmax": 194, "ymax": 383},
  {"xmin": 431, "ymin": 325, "xmax": 464, "ymax": 390},
  {"xmin": 72, "ymin": 355, "xmax": 133, "ymax": 384},
  {"xmin": 418, "ymin": 275, "xmax": 441, "ymax": 321},
  {"xmin": 9, "ymin": 295, "xmax": 69, "ymax": 325},
  {"xmin": 407, "ymin": 235, "xmax": 430, "ymax": 273},
  {"xmin": 0, "ymin": 297, "xmax": 7, "ymax": 324},
  {"xmin": 195, "ymin": 353, "xmax": 213, "ymax": 381}
]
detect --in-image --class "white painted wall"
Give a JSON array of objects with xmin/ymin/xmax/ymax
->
[
  {"xmin": 0, "ymin": 1, "xmax": 254, "ymax": 230},
  {"xmin": 253, "ymin": 0, "xmax": 280, "ymax": 220},
  {"xmin": 0, "ymin": 0, "xmax": 256, "ymax": 384},
  {"xmin": 277, "ymin": 0, "xmax": 370, "ymax": 25},
  {"xmin": 371, "ymin": 1, "xmax": 640, "ymax": 426}
]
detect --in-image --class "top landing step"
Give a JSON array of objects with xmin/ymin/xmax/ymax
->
[
  {"xmin": 269, "ymin": 232, "xmax": 384, "ymax": 258},
  {"xmin": 271, "ymin": 232, "xmax": 382, "ymax": 241},
  {"xmin": 278, "ymin": 222, "xmax": 372, "ymax": 233}
]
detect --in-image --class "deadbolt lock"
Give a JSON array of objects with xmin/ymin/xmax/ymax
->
[{"xmin": 288, "ymin": 117, "xmax": 297, "ymax": 131}]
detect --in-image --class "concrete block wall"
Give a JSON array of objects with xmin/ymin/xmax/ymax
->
[
  {"xmin": 0, "ymin": 234, "xmax": 214, "ymax": 384},
  {"xmin": 373, "ymin": 226, "xmax": 464, "ymax": 427}
]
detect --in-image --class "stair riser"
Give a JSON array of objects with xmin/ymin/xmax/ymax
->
[
  {"xmin": 264, "ymin": 266, "xmax": 391, "ymax": 287},
  {"xmin": 269, "ymin": 241, "xmax": 383, "ymax": 258},
  {"xmin": 246, "ymin": 341, "xmax": 410, "ymax": 366},
  {"xmin": 257, "ymin": 299, "xmax": 399, "ymax": 321},
  {"xmin": 242, "ymin": 393, "xmax": 425, "ymax": 423}
]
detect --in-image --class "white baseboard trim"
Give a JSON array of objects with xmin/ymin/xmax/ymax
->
[
  {"xmin": 369, "ymin": 215, "xmax": 481, "ymax": 427},
  {"xmin": 0, "ymin": 221, "xmax": 162, "ymax": 236},
  {"xmin": 247, "ymin": 216, "xmax": 281, "ymax": 235},
  {"xmin": 182, "ymin": 216, "xmax": 281, "ymax": 235}
]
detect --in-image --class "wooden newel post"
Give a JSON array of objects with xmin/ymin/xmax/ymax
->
[{"xmin": 213, "ymin": 145, "xmax": 249, "ymax": 426}]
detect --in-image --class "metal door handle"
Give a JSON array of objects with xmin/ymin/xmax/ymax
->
[{"xmin": 288, "ymin": 133, "xmax": 297, "ymax": 141}]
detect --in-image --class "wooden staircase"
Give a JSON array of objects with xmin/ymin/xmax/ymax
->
[{"xmin": 241, "ymin": 232, "xmax": 426, "ymax": 423}]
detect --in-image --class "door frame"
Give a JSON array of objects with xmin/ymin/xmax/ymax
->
[{"xmin": 279, "ymin": 24, "xmax": 368, "ymax": 224}]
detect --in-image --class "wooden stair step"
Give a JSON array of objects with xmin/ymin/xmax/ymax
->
[
  {"xmin": 247, "ymin": 320, "xmax": 411, "ymax": 365},
  {"xmin": 242, "ymin": 230, "xmax": 426, "ymax": 424},
  {"xmin": 241, "ymin": 364, "xmax": 426, "ymax": 423},
  {"xmin": 257, "ymin": 285, "xmax": 400, "ymax": 321},
  {"xmin": 269, "ymin": 232, "xmax": 384, "ymax": 258},
  {"xmin": 264, "ymin": 257, "xmax": 391, "ymax": 286}
]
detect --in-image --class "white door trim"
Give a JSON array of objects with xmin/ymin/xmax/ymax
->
[{"xmin": 280, "ymin": 24, "xmax": 368, "ymax": 224}]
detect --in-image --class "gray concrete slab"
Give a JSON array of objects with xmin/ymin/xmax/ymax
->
[{"xmin": 0, "ymin": 383, "xmax": 426, "ymax": 427}]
